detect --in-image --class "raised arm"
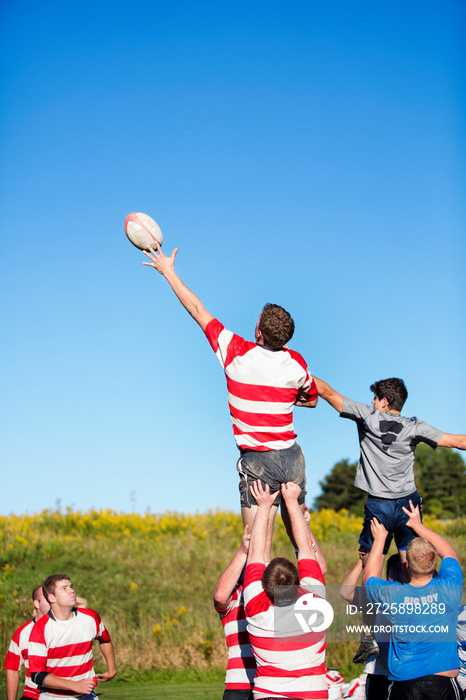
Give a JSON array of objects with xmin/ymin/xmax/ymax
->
[
  {"xmin": 339, "ymin": 558, "xmax": 364, "ymax": 603},
  {"xmin": 214, "ymin": 526, "xmax": 250, "ymax": 610},
  {"xmin": 437, "ymin": 433, "xmax": 466, "ymax": 450},
  {"xmin": 142, "ymin": 242, "xmax": 214, "ymax": 331},
  {"xmin": 313, "ymin": 377, "xmax": 344, "ymax": 413},
  {"xmin": 362, "ymin": 518, "xmax": 387, "ymax": 585},
  {"xmin": 402, "ymin": 500, "xmax": 459, "ymax": 561},
  {"xmin": 247, "ymin": 482, "xmax": 279, "ymax": 565},
  {"xmin": 281, "ymin": 482, "xmax": 315, "ymax": 561}
]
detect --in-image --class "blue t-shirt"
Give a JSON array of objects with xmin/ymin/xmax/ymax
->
[{"xmin": 366, "ymin": 558, "xmax": 463, "ymax": 681}]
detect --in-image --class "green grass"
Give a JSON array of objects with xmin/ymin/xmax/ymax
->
[
  {"xmin": 1, "ymin": 508, "xmax": 464, "ymax": 689},
  {"xmin": 0, "ymin": 680, "xmax": 225, "ymax": 700}
]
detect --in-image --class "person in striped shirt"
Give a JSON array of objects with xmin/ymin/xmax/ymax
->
[
  {"xmin": 28, "ymin": 575, "xmax": 116, "ymax": 700},
  {"xmin": 143, "ymin": 242, "xmax": 319, "ymax": 557},
  {"xmin": 214, "ymin": 525, "xmax": 256, "ymax": 700},
  {"xmin": 4, "ymin": 585, "xmax": 50, "ymax": 700},
  {"xmin": 243, "ymin": 480, "xmax": 328, "ymax": 700}
]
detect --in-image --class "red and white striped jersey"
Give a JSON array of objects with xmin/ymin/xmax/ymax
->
[
  {"xmin": 4, "ymin": 619, "xmax": 40, "ymax": 700},
  {"xmin": 205, "ymin": 319, "xmax": 317, "ymax": 451},
  {"xmin": 28, "ymin": 608, "xmax": 111, "ymax": 699},
  {"xmin": 216, "ymin": 584, "xmax": 256, "ymax": 690},
  {"xmin": 243, "ymin": 560, "xmax": 328, "ymax": 699}
]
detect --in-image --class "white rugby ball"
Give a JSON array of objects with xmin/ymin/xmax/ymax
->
[{"xmin": 124, "ymin": 212, "xmax": 163, "ymax": 251}]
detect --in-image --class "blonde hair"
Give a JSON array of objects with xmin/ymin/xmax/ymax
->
[{"xmin": 406, "ymin": 538, "xmax": 438, "ymax": 577}]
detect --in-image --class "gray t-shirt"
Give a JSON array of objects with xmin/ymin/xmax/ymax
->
[{"xmin": 341, "ymin": 397, "xmax": 444, "ymax": 498}]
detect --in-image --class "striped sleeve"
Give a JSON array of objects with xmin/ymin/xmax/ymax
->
[
  {"xmin": 79, "ymin": 608, "xmax": 111, "ymax": 643},
  {"xmin": 28, "ymin": 618, "xmax": 48, "ymax": 676},
  {"xmin": 4, "ymin": 625, "xmax": 23, "ymax": 671}
]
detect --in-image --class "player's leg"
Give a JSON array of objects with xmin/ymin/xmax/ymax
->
[
  {"xmin": 241, "ymin": 502, "xmax": 278, "ymax": 563},
  {"xmin": 279, "ymin": 442, "xmax": 307, "ymax": 553},
  {"xmin": 353, "ymin": 497, "xmax": 393, "ymax": 665},
  {"xmin": 279, "ymin": 499, "xmax": 306, "ymax": 552},
  {"xmin": 393, "ymin": 491, "xmax": 422, "ymax": 582}
]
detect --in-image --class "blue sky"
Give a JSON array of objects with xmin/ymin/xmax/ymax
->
[{"xmin": 1, "ymin": 0, "xmax": 465, "ymax": 516}]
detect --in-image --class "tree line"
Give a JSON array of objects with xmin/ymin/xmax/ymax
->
[{"xmin": 314, "ymin": 444, "xmax": 466, "ymax": 519}]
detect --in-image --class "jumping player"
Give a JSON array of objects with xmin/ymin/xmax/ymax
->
[
  {"xmin": 28, "ymin": 575, "xmax": 116, "ymax": 699},
  {"xmin": 310, "ymin": 377, "xmax": 466, "ymax": 563},
  {"xmin": 310, "ymin": 375, "xmax": 466, "ymax": 663},
  {"xmin": 143, "ymin": 242, "xmax": 318, "ymax": 554}
]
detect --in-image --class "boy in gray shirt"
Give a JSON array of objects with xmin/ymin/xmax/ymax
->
[{"xmin": 300, "ymin": 376, "xmax": 466, "ymax": 662}]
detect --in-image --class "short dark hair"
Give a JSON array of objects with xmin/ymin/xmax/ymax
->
[
  {"xmin": 42, "ymin": 574, "xmax": 71, "ymax": 604},
  {"xmin": 261, "ymin": 557, "xmax": 299, "ymax": 602},
  {"xmin": 259, "ymin": 304, "xmax": 295, "ymax": 349},
  {"xmin": 370, "ymin": 378, "xmax": 408, "ymax": 412},
  {"xmin": 385, "ymin": 553, "xmax": 401, "ymax": 574},
  {"xmin": 32, "ymin": 585, "xmax": 43, "ymax": 603}
]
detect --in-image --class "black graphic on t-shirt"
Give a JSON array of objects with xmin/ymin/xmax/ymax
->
[{"xmin": 379, "ymin": 420, "xmax": 403, "ymax": 451}]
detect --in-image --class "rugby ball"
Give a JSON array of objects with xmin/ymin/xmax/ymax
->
[{"xmin": 124, "ymin": 212, "xmax": 163, "ymax": 251}]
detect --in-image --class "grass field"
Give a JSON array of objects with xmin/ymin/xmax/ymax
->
[
  {"xmin": 1, "ymin": 508, "xmax": 464, "ymax": 693},
  {"xmin": 0, "ymin": 680, "xmax": 225, "ymax": 700}
]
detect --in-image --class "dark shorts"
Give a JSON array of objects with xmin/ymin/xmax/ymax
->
[
  {"xmin": 223, "ymin": 689, "xmax": 254, "ymax": 700},
  {"xmin": 237, "ymin": 442, "xmax": 306, "ymax": 508},
  {"xmin": 387, "ymin": 675, "xmax": 463, "ymax": 700},
  {"xmin": 366, "ymin": 673, "xmax": 390, "ymax": 700},
  {"xmin": 359, "ymin": 491, "xmax": 422, "ymax": 555}
]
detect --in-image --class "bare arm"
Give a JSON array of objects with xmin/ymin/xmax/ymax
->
[
  {"xmin": 142, "ymin": 242, "xmax": 214, "ymax": 332},
  {"xmin": 5, "ymin": 670, "xmax": 19, "ymax": 700},
  {"xmin": 41, "ymin": 675, "xmax": 96, "ymax": 695},
  {"xmin": 437, "ymin": 433, "xmax": 466, "ymax": 450},
  {"xmin": 339, "ymin": 559, "xmax": 364, "ymax": 602},
  {"xmin": 313, "ymin": 377, "xmax": 344, "ymax": 414},
  {"xmin": 95, "ymin": 640, "xmax": 117, "ymax": 682},
  {"xmin": 402, "ymin": 500, "xmax": 459, "ymax": 561},
  {"xmin": 247, "ymin": 483, "xmax": 279, "ymax": 565},
  {"xmin": 362, "ymin": 519, "xmax": 387, "ymax": 585},
  {"xmin": 295, "ymin": 398, "xmax": 318, "ymax": 408},
  {"xmin": 309, "ymin": 530, "xmax": 327, "ymax": 575},
  {"xmin": 214, "ymin": 526, "xmax": 250, "ymax": 610},
  {"xmin": 281, "ymin": 482, "xmax": 315, "ymax": 561}
]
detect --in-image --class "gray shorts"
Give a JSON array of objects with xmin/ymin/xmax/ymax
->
[{"xmin": 237, "ymin": 442, "xmax": 307, "ymax": 508}]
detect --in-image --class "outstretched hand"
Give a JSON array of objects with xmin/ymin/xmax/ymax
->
[
  {"xmin": 402, "ymin": 499, "xmax": 422, "ymax": 530},
  {"xmin": 142, "ymin": 240, "xmax": 178, "ymax": 277},
  {"xmin": 249, "ymin": 481, "xmax": 279, "ymax": 509}
]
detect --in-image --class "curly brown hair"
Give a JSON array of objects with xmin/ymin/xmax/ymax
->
[{"xmin": 259, "ymin": 304, "xmax": 295, "ymax": 349}]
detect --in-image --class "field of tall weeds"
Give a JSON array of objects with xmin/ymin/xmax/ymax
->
[{"xmin": 1, "ymin": 508, "xmax": 464, "ymax": 683}]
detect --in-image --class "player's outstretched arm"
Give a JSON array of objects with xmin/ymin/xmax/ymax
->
[
  {"xmin": 402, "ymin": 500, "xmax": 459, "ymax": 562},
  {"xmin": 247, "ymin": 482, "xmax": 279, "ymax": 565},
  {"xmin": 281, "ymin": 482, "xmax": 315, "ymax": 561},
  {"xmin": 313, "ymin": 377, "xmax": 344, "ymax": 413},
  {"xmin": 214, "ymin": 526, "xmax": 250, "ymax": 611},
  {"xmin": 437, "ymin": 433, "xmax": 466, "ymax": 450},
  {"xmin": 362, "ymin": 519, "xmax": 387, "ymax": 585},
  {"xmin": 96, "ymin": 641, "xmax": 117, "ymax": 682},
  {"xmin": 142, "ymin": 241, "xmax": 214, "ymax": 331}
]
